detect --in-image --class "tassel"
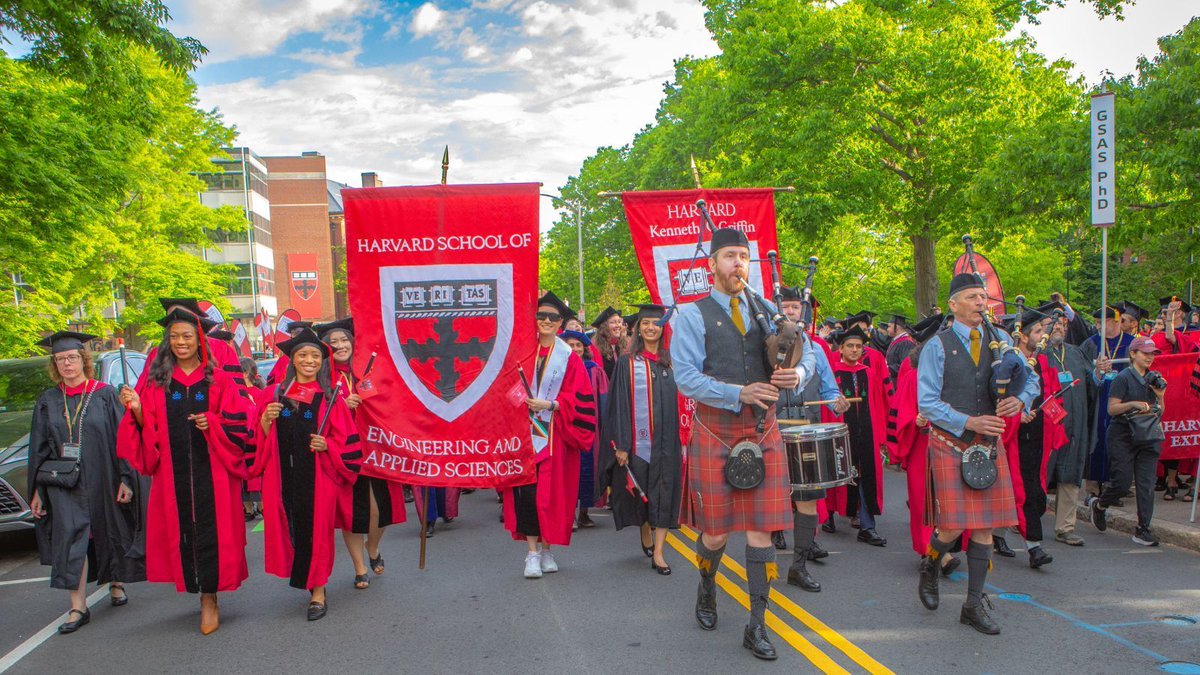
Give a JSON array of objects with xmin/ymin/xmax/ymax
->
[
  {"xmin": 765, "ymin": 562, "xmax": 780, "ymax": 583},
  {"xmin": 697, "ymin": 556, "xmax": 712, "ymax": 574}
]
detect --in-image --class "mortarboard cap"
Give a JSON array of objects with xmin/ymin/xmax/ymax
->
[
  {"xmin": 276, "ymin": 327, "xmax": 331, "ymax": 359},
  {"xmin": 37, "ymin": 331, "xmax": 97, "ymax": 354},
  {"xmin": 536, "ymin": 291, "xmax": 575, "ymax": 321},
  {"xmin": 315, "ymin": 318, "xmax": 354, "ymax": 341},
  {"xmin": 590, "ymin": 306, "xmax": 621, "ymax": 329}
]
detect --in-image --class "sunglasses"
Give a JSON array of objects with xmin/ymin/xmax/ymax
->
[{"xmin": 536, "ymin": 312, "xmax": 563, "ymax": 322}]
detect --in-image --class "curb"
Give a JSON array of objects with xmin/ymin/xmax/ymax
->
[{"xmin": 1046, "ymin": 495, "xmax": 1200, "ymax": 552}]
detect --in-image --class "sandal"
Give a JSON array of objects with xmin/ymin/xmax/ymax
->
[
  {"xmin": 368, "ymin": 551, "xmax": 385, "ymax": 576},
  {"xmin": 353, "ymin": 573, "xmax": 370, "ymax": 589},
  {"xmin": 1183, "ymin": 490, "xmax": 1194, "ymax": 503},
  {"xmin": 1164, "ymin": 486, "xmax": 1177, "ymax": 501},
  {"xmin": 110, "ymin": 584, "xmax": 128, "ymax": 607}
]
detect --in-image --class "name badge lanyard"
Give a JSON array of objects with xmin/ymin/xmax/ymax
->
[{"xmin": 62, "ymin": 382, "xmax": 96, "ymax": 459}]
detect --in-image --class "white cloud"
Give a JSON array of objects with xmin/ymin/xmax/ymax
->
[
  {"xmin": 168, "ymin": 0, "xmax": 373, "ymax": 63},
  {"xmin": 411, "ymin": 3, "xmax": 446, "ymax": 38}
]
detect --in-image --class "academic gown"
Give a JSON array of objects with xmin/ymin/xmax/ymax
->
[
  {"xmin": 502, "ymin": 346, "xmax": 596, "ymax": 546},
  {"xmin": 1045, "ymin": 343, "xmax": 1094, "ymax": 487},
  {"xmin": 826, "ymin": 357, "xmax": 889, "ymax": 518},
  {"xmin": 117, "ymin": 367, "xmax": 250, "ymax": 594},
  {"xmin": 266, "ymin": 355, "xmax": 290, "ymax": 387},
  {"xmin": 1012, "ymin": 355, "xmax": 1068, "ymax": 538},
  {"xmin": 580, "ymin": 358, "xmax": 609, "ymax": 508},
  {"xmin": 1080, "ymin": 333, "xmax": 1134, "ymax": 483},
  {"xmin": 598, "ymin": 351, "xmax": 684, "ymax": 530},
  {"xmin": 330, "ymin": 361, "xmax": 406, "ymax": 533},
  {"xmin": 30, "ymin": 381, "xmax": 148, "ymax": 589},
  {"xmin": 885, "ymin": 334, "xmax": 915, "ymax": 381},
  {"xmin": 252, "ymin": 383, "xmax": 360, "ymax": 590},
  {"xmin": 1151, "ymin": 329, "xmax": 1198, "ymax": 354}
]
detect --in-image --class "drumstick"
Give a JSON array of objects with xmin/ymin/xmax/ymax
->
[
  {"xmin": 776, "ymin": 419, "xmax": 812, "ymax": 425},
  {"xmin": 803, "ymin": 397, "xmax": 863, "ymax": 406}
]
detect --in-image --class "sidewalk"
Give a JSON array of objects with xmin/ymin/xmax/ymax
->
[{"xmin": 1047, "ymin": 482, "xmax": 1200, "ymax": 552}]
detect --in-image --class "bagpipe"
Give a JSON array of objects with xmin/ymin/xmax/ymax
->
[{"xmin": 962, "ymin": 235, "xmax": 1032, "ymax": 402}]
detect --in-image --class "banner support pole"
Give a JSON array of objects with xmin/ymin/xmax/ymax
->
[{"xmin": 596, "ymin": 187, "xmax": 795, "ymax": 198}]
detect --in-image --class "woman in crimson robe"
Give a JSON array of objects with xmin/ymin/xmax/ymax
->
[
  {"xmin": 254, "ymin": 327, "xmax": 360, "ymax": 621},
  {"xmin": 502, "ymin": 292, "xmax": 596, "ymax": 579},
  {"xmin": 315, "ymin": 318, "xmax": 406, "ymax": 590},
  {"xmin": 118, "ymin": 304, "xmax": 251, "ymax": 635},
  {"xmin": 560, "ymin": 328, "xmax": 609, "ymax": 528}
]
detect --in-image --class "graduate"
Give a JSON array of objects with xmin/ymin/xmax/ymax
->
[
  {"xmin": 889, "ymin": 315, "xmax": 963, "ymax": 574},
  {"xmin": 316, "ymin": 318, "xmax": 406, "ymax": 589},
  {"xmin": 502, "ymin": 291, "xmax": 597, "ymax": 579},
  {"xmin": 117, "ymin": 304, "xmax": 252, "ymax": 635},
  {"xmin": 1151, "ymin": 296, "xmax": 1198, "ymax": 354},
  {"xmin": 1008, "ymin": 306, "xmax": 1069, "ymax": 569},
  {"xmin": 591, "ymin": 306, "xmax": 626, "ymax": 380},
  {"xmin": 132, "ymin": 299, "xmax": 248, "ymax": 391},
  {"xmin": 1042, "ymin": 313, "xmax": 1094, "ymax": 545},
  {"xmin": 598, "ymin": 304, "xmax": 683, "ymax": 574},
  {"xmin": 561, "ymin": 329, "xmax": 609, "ymax": 528},
  {"xmin": 1079, "ymin": 306, "xmax": 1135, "ymax": 488},
  {"xmin": 254, "ymin": 327, "xmax": 361, "ymax": 621},
  {"xmin": 825, "ymin": 326, "xmax": 890, "ymax": 547},
  {"xmin": 30, "ymin": 331, "xmax": 147, "ymax": 633},
  {"xmin": 265, "ymin": 320, "xmax": 315, "ymax": 386}
]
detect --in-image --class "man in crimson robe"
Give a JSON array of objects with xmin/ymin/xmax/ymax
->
[
  {"xmin": 502, "ymin": 292, "xmax": 597, "ymax": 578},
  {"xmin": 1151, "ymin": 297, "xmax": 1198, "ymax": 354}
]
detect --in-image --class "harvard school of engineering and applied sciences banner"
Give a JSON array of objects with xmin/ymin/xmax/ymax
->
[
  {"xmin": 1152, "ymin": 353, "xmax": 1200, "ymax": 460},
  {"xmin": 343, "ymin": 183, "xmax": 540, "ymax": 488},
  {"xmin": 620, "ymin": 188, "xmax": 779, "ymax": 446}
]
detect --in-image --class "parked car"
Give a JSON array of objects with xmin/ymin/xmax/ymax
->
[
  {"xmin": 256, "ymin": 358, "xmax": 277, "ymax": 381},
  {"xmin": 0, "ymin": 351, "xmax": 146, "ymax": 532}
]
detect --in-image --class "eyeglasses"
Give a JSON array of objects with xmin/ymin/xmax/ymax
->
[
  {"xmin": 536, "ymin": 312, "xmax": 563, "ymax": 322},
  {"xmin": 54, "ymin": 354, "xmax": 82, "ymax": 364}
]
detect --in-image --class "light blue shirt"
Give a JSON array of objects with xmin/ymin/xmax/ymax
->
[
  {"xmin": 808, "ymin": 334, "xmax": 842, "ymax": 409},
  {"xmin": 917, "ymin": 319, "xmax": 1039, "ymax": 437},
  {"xmin": 672, "ymin": 288, "xmax": 816, "ymax": 413}
]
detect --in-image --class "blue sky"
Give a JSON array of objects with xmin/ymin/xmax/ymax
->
[{"xmin": 161, "ymin": 0, "xmax": 1196, "ymax": 228}]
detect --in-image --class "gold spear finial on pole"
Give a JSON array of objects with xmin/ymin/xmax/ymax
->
[
  {"xmin": 441, "ymin": 145, "xmax": 450, "ymax": 185},
  {"xmin": 690, "ymin": 154, "xmax": 703, "ymax": 189}
]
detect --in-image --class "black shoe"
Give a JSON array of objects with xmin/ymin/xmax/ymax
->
[
  {"xmin": 58, "ymin": 608, "xmax": 90, "ymax": 634},
  {"xmin": 577, "ymin": 511, "xmax": 595, "ymax": 528},
  {"xmin": 786, "ymin": 556, "xmax": 821, "ymax": 593},
  {"xmin": 850, "ymin": 516, "xmax": 861, "ymax": 529},
  {"xmin": 110, "ymin": 586, "xmax": 129, "ymax": 607},
  {"xmin": 695, "ymin": 581, "xmax": 717, "ymax": 631},
  {"xmin": 1028, "ymin": 546, "xmax": 1054, "ymax": 569},
  {"xmin": 1113, "ymin": 498, "xmax": 1125, "ymax": 507},
  {"xmin": 771, "ymin": 530, "xmax": 787, "ymax": 550},
  {"xmin": 918, "ymin": 558, "xmax": 939, "ymax": 610},
  {"xmin": 940, "ymin": 555, "xmax": 961, "ymax": 578},
  {"xmin": 307, "ymin": 600, "xmax": 327, "ymax": 621},
  {"xmin": 857, "ymin": 528, "xmax": 887, "ymax": 547},
  {"xmin": 641, "ymin": 542, "xmax": 654, "ymax": 558},
  {"xmin": 1088, "ymin": 497, "xmax": 1108, "ymax": 532},
  {"xmin": 1132, "ymin": 527, "xmax": 1160, "ymax": 547},
  {"xmin": 742, "ymin": 622, "xmax": 778, "ymax": 660},
  {"xmin": 821, "ymin": 517, "xmax": 836, "ymax": 534},
  {"xmin": 425, "ymin": 522, "xmax": 435, "ymax": 537},
  {"xmin": 404, "ymin": 488, "xmax": 414, "ymax": 503},
  {"xmin": 807, "ymin": 542, "xmax": 829, "ymax": 561},
  {"xmin": 960, "ymin": 597, "xmax": 1001, "ymax": 635},
  {"xmin": 992, "ymin": 535, "xmax": 1015, "ymax": 558},
  {"xmin": 244, "ymin": 510, "xmax": 256, "ymax": 522},
  {"xmin": 651, "ymin": 561, "xmax": 672, "ymax": 575}
]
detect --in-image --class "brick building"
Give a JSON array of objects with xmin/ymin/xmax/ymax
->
[{"xmin": 264, "ymin": 152, "xmax": 336, "ymax": 322}]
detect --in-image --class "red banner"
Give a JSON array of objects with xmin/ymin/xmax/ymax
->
[
  {"xmin": 952, "ymin": 251, "xmax": 1006, "ymax": 317},
  {"xmin": 287, "ymin": 253, "xmax": 322, "ymax": 319},
  {"xmin": 1155, "ymin": 353, "xmax": 1200, "ymax": 460},
  {"xmin": 621, "ymin": 189, "xmax": 779, "ymax": 305},
  {"xmin": 230, "ymin": 319, "xmax": 252, "ymax": 358},
  {"xmin": 274, "ymin": 308, "xmax": 301, "ymax": 346},
  {"xmin": 343, "ymin": 183, "xmax": 540, "ymax": 488}
]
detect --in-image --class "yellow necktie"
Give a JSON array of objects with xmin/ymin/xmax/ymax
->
[
  {"xmin": 969, "ymin": 328, "xmax": 981, "ymax": 366},
  {"xmin": 730, "ymin": 297, "xmax": 746, "ymax": 335}
]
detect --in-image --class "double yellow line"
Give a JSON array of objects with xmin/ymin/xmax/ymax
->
[{"xmin": 667, "ymin": 526, "xmax": 894, "ymax": 674}]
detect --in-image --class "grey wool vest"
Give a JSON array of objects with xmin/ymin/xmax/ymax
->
[
  {"xmin": 696, "ymin": 295, "xmax": 771, "ymax": 387},
  {"xmin": 936, "ymin": 326, "xmax": 996, "ymax": 441}
]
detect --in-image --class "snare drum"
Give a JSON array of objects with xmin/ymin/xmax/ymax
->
[{"xmin": 782, "ymin": 423, "xmax": 855, "ymax": 490}]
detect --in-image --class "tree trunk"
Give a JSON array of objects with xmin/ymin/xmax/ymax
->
[{"xmin": 912, "ymin": 233, "xmax": 938, "ymax": 318}]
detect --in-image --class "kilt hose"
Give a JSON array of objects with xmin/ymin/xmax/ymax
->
[
  {"xmin": 928, "ymin": 429, "xmax": 1019, "ymax": 531},
  {"xmin": 687, "ymin": 403, "xmax": 792, "ymax": 536}
]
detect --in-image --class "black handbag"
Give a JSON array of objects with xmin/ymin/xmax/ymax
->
[
  {"xmin": 37, "ymin": 459, "xmax": 81, "ymax": 489},
  {"xmin": 1126, "ymin": 408, "xmax": 1165, "ymax": 443},
  {"xmin": 725, "ymin": 440, "xmax": 766, "ymax": 490},
  {"xmin": 960, "ymin": 444, "xmax": 998, "ymax": 491}
]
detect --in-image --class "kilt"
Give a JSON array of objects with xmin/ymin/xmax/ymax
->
[
  {"xmin": 687, "ymin": 403, "xmax": 792, "ymax": 536},
  {"xmin": 928, "ymin": 429, "xmax": 1018, "ymax": 531}
]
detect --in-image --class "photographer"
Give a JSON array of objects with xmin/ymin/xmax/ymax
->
[{"xmin": 1086, "ymin": 337, "xmax": 1167, "ymax": 546}]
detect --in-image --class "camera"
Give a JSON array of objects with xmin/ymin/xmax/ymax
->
[{"xmin": 1145, "ymin": 370, "xmax": 1168, "ymax": 390}]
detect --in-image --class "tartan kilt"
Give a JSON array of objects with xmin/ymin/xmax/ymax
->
[
  {"xmin": 928, "ymin": 430, "xmax": 1018, "ymax": 531},
  {"xmin": 686, "ymin": 403, "xmax": 791, "ymax": 536}
]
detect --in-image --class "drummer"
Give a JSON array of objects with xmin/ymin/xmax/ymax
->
[{"xmin": 772, "ymin": 287, "xmax": 849, "ymax": 593}]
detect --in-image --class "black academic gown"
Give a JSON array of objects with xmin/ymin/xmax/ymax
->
[
  {"xmin": 1045, "ymin": 342, "xmax": 1094, "ymax": 487},
  {"xmin": 29, "ymin": 382, "xmax": 147, "ymax": 589},
  {"xmin": 598, "ymin": 352, "xmax": 683, "ymax": 530}
]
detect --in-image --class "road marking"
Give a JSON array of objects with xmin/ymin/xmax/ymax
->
[
  {"xmin": 676, "ymin": 526, "xmax": 894, "ymax": 675},
  {"xmin": 663, "ymin": 533, "xmax": 848, "ymax": 673},
  {"xmin": 252, "ymin": 521, "xmax": 265, "ymax": 533},
  {"xmin": 0, "ymin": 584, "xmax": 110, "ymax": 673},
  {"xmin": 0, "ymin": 577, "xmax": 49, "ymax": 587}
]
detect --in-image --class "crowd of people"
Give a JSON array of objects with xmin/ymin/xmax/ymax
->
[{"xmin": 24, "ymin": 240, "xmax": 1199, "ymax": 661}]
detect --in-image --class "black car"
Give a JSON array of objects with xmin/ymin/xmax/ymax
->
[{"xmin": 0, "ymin": 351, "xmax": 146, "ymax": 532}]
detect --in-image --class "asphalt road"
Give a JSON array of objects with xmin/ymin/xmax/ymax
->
[{"xmin": 2, "ymin": 470, "xmax": 1199, "ymax": 674}]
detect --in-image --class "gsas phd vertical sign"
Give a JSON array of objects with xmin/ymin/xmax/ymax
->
[{"xmin": 1091, "ymin": 92, "xmax": 1115, "ymax": 227}]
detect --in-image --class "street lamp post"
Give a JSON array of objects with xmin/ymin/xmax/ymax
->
[{"xmin": 540, "ymin": 193, "xmax": 585, "ymax": 318}]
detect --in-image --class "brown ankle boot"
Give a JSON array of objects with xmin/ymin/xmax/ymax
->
[{"xmin": 200, "ymin": 593, "xmax": 220, "ymax": 635}]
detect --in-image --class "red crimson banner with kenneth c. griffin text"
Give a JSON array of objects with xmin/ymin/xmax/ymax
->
[{"xmin": 344, "ymin": 183, "xmax": 540, "ymax": 488}]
